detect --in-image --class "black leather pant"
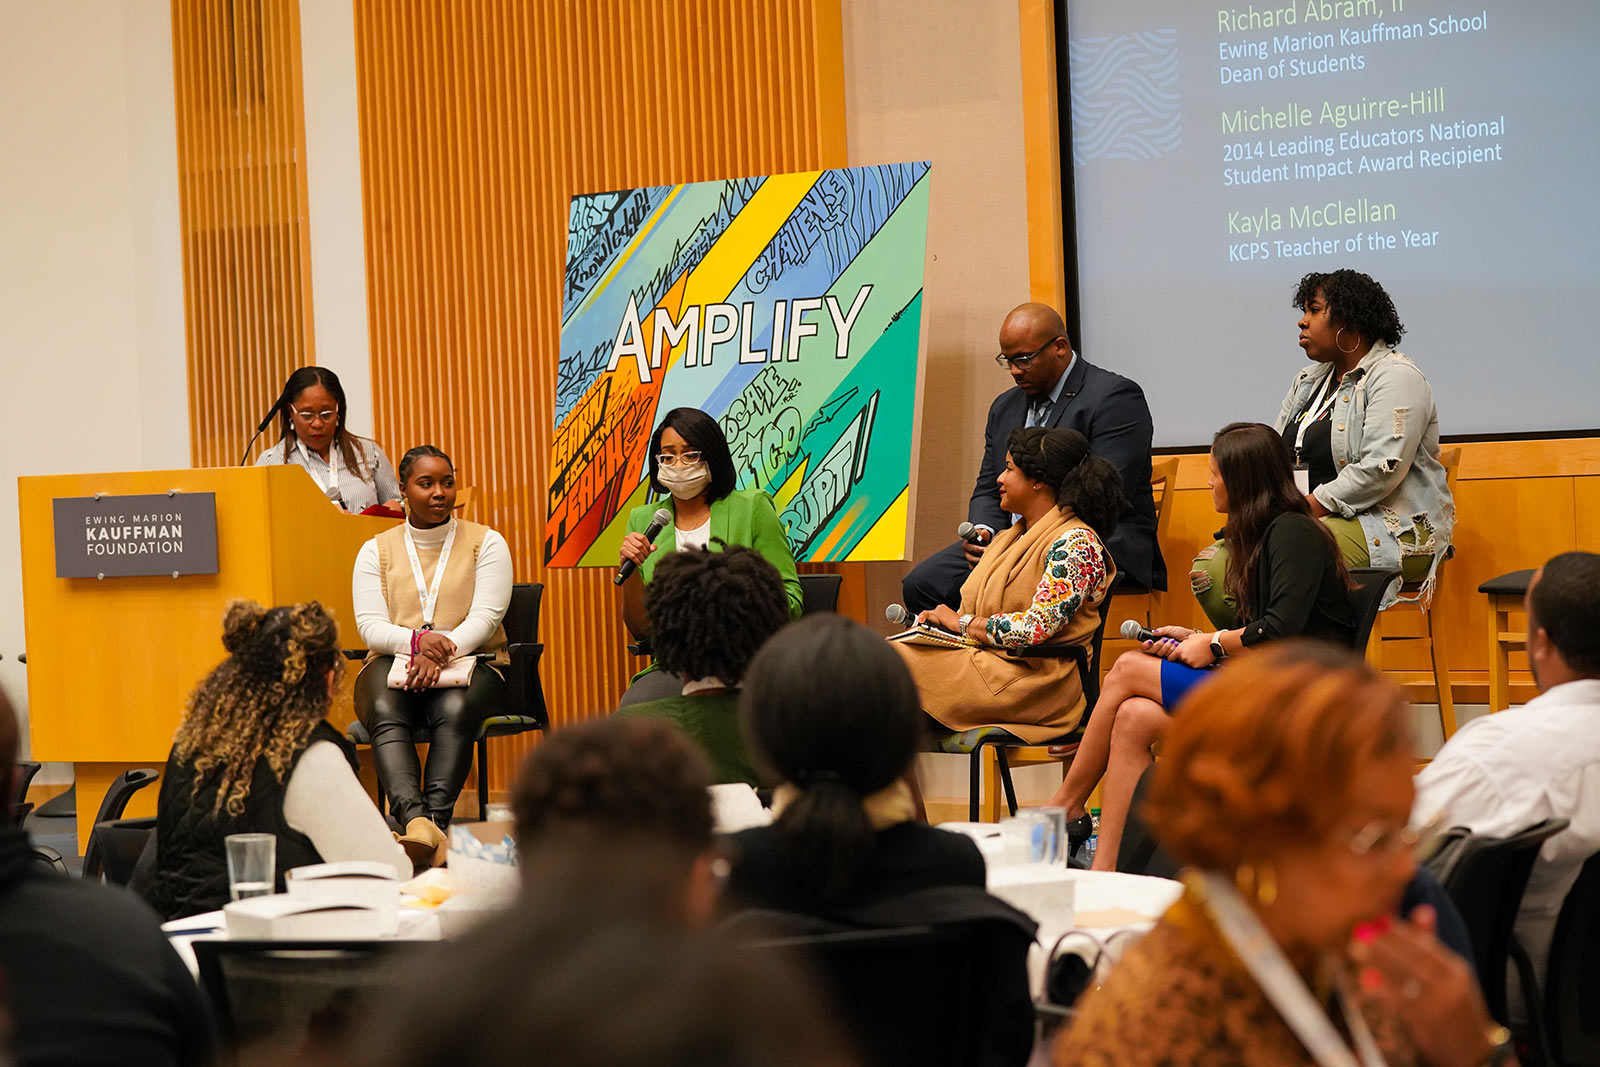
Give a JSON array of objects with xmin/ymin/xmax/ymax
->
[{"xmin": 354, "ymin": 657, "xmax": 504, "ymax": 829}]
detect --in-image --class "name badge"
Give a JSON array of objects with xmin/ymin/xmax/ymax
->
[{"xmin": 1293, "ymin": 465, "xmax": 1311, "ymax": 495}]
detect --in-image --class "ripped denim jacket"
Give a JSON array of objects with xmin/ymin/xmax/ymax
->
[{"xmin": 1273, "ymin": 342, "xmax": 1455, "ymax": 603}]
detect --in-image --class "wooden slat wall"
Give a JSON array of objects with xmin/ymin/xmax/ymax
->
[
  {"xmin": 172, "ymin": 0, "xmax": 317, "ymax": 467},
  {"xmin": 352, "ymin": 0, "xmax": 847, "ymax": 791}
]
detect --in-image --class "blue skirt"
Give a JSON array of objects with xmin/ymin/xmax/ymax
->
[{"xmin": 1159, "ymin": 659, "xmax": 1217, "ymax": 712}]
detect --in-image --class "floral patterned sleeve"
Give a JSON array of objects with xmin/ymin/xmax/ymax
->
[{"xmin": 984, "ymin": 528, "xmax": 1107, "ymax": 649}]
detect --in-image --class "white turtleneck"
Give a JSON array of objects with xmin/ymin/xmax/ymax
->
[{"xmin": 352, "ymin": 520, "xmax": 513, "ymax": 656}]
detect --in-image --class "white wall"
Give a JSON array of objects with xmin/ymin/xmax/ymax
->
[
  {"xmin": 299, "ymin": 0, "xmax": 376, "ymax": 435},
  {"xmin": 0, "ymin": 0, "xmax": 188, "ymax": 763}
]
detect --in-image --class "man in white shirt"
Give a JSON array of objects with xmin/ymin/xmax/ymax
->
[{"xmin": 1412, "ymin": 550, "xmax": 1600, "ymax": 1001}]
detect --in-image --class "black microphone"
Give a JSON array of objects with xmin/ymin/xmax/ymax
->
[
  {"xmin": 615, "ymin": 508, "xmax": 674, "ymax": 585},
  {"xmin": 1120, "ymin": 620, "xmax": 1162, "ymax": 643},
  {"xmin": 956, "ymin": 521, "xmax": 992, "ymax": 546},
  {"xmin": 239, "ymin": 390, "xmax": 289, "ymax": 466}
]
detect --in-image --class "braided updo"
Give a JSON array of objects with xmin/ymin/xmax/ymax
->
[{"xmin": 173, "ymin": 600, "xmax": 343, "ymax": 816}]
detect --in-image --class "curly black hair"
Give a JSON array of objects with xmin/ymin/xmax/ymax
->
[
  {"xmin": 1006, "ymin": 426, "xmax": 1128, "ymax": 540},
  {"xmin": 511, "ymin": 716, "xmax": 713, "ymax": 853},
  {"xmin": 644, "ymin": 543, "xmax": 790, "ymax": 684},
  {"xmin": 1292, "ymin": 269, "xmax": 1405, "ymax": 348}
]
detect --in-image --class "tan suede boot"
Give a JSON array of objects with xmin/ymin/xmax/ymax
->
[{"xmin": 397, "ymin": 816, "xmax": 448, "ymax": 870}]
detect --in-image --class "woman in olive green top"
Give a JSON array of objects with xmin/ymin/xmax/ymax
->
[
  {"xmin": 615, "ymin": 545, "xmax": 791, "ymax": 784},
  {"xmin": 617, "ymin": 407, "xmax": 802, "ymax": 706}
]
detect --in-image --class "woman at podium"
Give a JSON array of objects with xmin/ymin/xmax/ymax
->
[
  {"xmin": 253, "ymin": 366, "xmax": 403, "ymax": 513},
  {"xmin": 352, "ymin": 445, "xmax": 512, "ymax": 865}
]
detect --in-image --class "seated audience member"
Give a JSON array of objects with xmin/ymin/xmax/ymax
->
[
  {"xmin": 1045, "ymin": 422, "xmax": 1355, "ymax": 869},
  {"xmin": 1413, "ymin": 550, "xmax": 1600, "ymax": 1005},
  {"xmin": 726, "ymin": 614, "xmax": 1036, "ymax": 1067},
  {"xmin": 894, "ymin": 426, "xmax": 1122, "ymax": 743},
  {"xmin": 254, "ymin": 365, "xmax": 403, "ymax": 512},
  {"xmin": 320, "ymin": 887, "xmax": 855, "ymax": 1067},
  {"xmin": 353, "ymin": 445, "xmax": 511, "ymax": 866},
  {"xmin": 1192, "ymin": 269, "xmax": 1454, "ymax": 626},
  {"xmin": 902, "ymin": 301, "xmax": 1162, "ymax": 614},
  {"xmin": 1056, "ymin": 643, "xmax": 1510, "ymax": 1067},
  {"xmin": 511, "ymin": 716, "xmax": 720, "ymax": 928},
  {"xmin": 614, "ymin": 544, "xmax": 791, "ymax": 785},
  {"xmin": 140, "ymin": 602, "xmax": 408, "ymax": 919},
  {"xmin": 0, "ymin": 686, "xmax": 214, "ymax": 1066},
  {"xmin": 617, "ymin": 406, "xmax": 803, "ymax": 706}
]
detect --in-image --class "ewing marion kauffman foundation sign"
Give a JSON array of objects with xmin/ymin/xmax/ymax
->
[{"xmin": 52, "ymin": 492, "xmax": 219, "ymax": 578}]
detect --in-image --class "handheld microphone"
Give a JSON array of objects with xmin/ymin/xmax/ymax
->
[
  {"xmin": 885, "ymin": 603, "xmax": 914, "ymax": 628},
  {"xmin": 615, "ymin": 508, "xmax": 674, "ymax": 585},
  {"xmin": 956, "ymin": 521, "xmax": 992, "ymax": 546},
  {"xmin": 239, "ymin": 390, "xmax": 289, "ymax": 466},
  {"xmin": 1120, "ymin": 620, "xmax": 1162, "ymax": 643}
]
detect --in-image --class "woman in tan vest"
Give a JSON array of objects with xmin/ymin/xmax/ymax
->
[
  {"xmin": 894, "ymin": 427, "xmax": 1124, "ymax": 750},
  {"xmin": 353, "ymin": 446, "xmax": 512, "ymax": 864}
]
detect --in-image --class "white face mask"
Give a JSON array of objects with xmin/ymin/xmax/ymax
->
[{"xmin": 657, "ymin": 462, "xmax": 711, "ymax": 500}]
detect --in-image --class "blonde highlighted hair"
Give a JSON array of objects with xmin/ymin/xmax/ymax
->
[{"xmin": 172, "ymin": 600, "xmax": 342, "ymax": 817}]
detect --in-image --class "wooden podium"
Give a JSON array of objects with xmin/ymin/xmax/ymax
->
[{"xmin": 18, "ymin": 466, "xmax": 399, "ymax": 842}]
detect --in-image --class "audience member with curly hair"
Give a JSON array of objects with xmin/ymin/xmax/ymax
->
[
  {"xmin": 1055, "ymin": 643, "xmax": 1507, "ymax": 1067},
  {"xmin": 511, "ymin": 716, "xmax": 718, "ymax": 927},
  {"xmin": 613, "ymin": 543, "xmax": 790, "ymax": 784},
  {"xmin": 894, "ymin": 425, "xmax": 1124, "ymax": 742},
  {"xmin": 139, "ymin": 601, "xmax": 407, "ymax": 921},
  {"xmin": 1191, "ymin": 268, "xmax": 1454, "ymax": 626}
]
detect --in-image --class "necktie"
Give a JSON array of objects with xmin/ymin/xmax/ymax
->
[{"xmin": 1029, "ymin": 398, "xmax": 1049, "ymax": 427}]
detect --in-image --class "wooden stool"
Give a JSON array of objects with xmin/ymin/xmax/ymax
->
[
  {"xmin": 1479, "ymin": 569, "xmax": 1535, "ymax": 713},
  {"xmin": 1373, "ymin": 447, "xmax": 1461, "ymax": 741},
  {"xmin": 1094, "ymin": 457, "xmax": 1179, "ymax": 681}
]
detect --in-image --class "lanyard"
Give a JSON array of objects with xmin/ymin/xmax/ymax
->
[
  {"xmin": 1294, "ymin": 374, "xmax": 1341, "ymax": 459},
  {"xmin": 1192, "ymin": 871, "xmax": 1387, "ymax": 1067},
  {"xmin": 402, "ymin": 520, "xmax": 457, "ymax": 630},
  {"xmin": 296, "ymin": 438, "xmax": 343, "ymax": 498}
]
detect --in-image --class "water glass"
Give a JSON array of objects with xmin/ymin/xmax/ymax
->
[
  {"xmin": 1025, "ymin": 806, "xmax": 1068, "ymax": 865},
  {"xmin": 998, "ymin": 812, "xmax": 1051, "ymax": 866},
  {"xmin": 225, "ymin": 833, "xmax": 276, "ymax": 901}
]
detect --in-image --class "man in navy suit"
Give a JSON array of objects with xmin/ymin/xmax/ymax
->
[{"xmin": 902, "ymin": 302, "xmax": 1164, "ymax": 613}]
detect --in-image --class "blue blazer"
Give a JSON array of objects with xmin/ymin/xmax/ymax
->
[{"xmin": 970, "ymin": 357, "xmax": 1165, "ymax": 591}]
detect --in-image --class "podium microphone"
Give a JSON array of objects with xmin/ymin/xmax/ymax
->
[
  {"xmin": 956, "ymin": 522, "xmax": 991, "ymax": 546},
  {"xmin": 615, "ymin": 508, "xmax": 674, "ymax": 585},
  {"xmin": 239, "ymin": 391, "xmax": 289, "ymax": 466},
  {"xmin": 1120, "ymin": 620, "xmax": 1162, "ymax": 643}
]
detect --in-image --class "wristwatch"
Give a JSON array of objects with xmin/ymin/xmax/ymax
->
[
  {"xmin": 957, "ymin": 613, "xmax": 975, "ymax": 639},
  {"xmin": 1208, "ymin": 633, "xmax": 1226, "ymax": 663}
]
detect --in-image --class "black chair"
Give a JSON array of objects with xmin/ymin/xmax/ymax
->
[
  {"xmin": 85, "ymin": 817, "xmax": 157, "ymax": 886},
  {"xmin": 30, "ymin": 844, "xmax": 69, "ymax": 874},
  {"xmin": 80, "ymin": 768, "xmax": 160, "ymax": 880},
  {"xmin": 1541, "ymin": 850, "xmax": 1600, "ymax": 1066},
  {"xmin": 730, "ymin": 888, "xmax": 1037, "ymax": 1067},
  {"xmin": 798, "ymin": 572, "xmax": 844, "ymax": 614},
  {"xmin": 1347, "ymin": 567, "xmax": 1402, "ymax": 655},
  {"xmin": 193, "ymin": 939, "xmax": 437, "ymax": 1058},
  {"xmin": 1431, "ymin": 817, "xmax": 1570, "ymax": 1062},
  {"xmin": 347, "ymin": 582, "xmax": 550, "ymax": 822},
  {"xmin": 10, "ymin": 760, "xmax": 41, "ymax": 824}
]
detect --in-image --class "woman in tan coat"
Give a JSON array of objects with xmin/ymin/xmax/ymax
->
[
  {"xmin": 352, "ymin": 445, "xmax": 512, "ymax": 864},
  {"xmin": 896, "ymin": 427, "xmax": 1124, "ymax": 743}
]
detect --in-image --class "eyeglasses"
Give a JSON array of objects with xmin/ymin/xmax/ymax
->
[
  {"xmin": 292, "ymin": 408, "xmax": 338, "ymax": 424},
  {"xmin": 994, "ymin": 336, "xmax": 1064, "ymax": 369},
  {"xmin": 656, "ymin": 451, "xmax": 703, "ymax": 468},
  {"xmin": 1346, "ymin": 812, "xmax": 1444, "ymax": 858}
]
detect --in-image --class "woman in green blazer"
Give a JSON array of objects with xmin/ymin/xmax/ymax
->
[{"xmin": 617, "ymin": 407, "xmax": 802, "ymax": 706}]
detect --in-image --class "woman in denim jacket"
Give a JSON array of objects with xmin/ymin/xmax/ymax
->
[{"xmin": 1193, "ymin": 269, "xmax": 1454, "ymax": 623}]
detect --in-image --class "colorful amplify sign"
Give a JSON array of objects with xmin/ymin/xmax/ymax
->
[{"xmin": 546, "ymin": 162, "xmax": 931, "ymax": 567}]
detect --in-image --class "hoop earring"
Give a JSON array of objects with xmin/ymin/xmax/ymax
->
[
  {"xmin": 1335, "ymin": 328, "xmax": 1361, "ymax": 355},
  {"xmin": 1235, "ymin": 861, "xmax": 1278, "ymax": 907}
]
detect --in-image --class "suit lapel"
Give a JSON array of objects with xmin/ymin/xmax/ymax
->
[{"xmin": 1045, "ymin": 356, "xmax": 1091, "ymax": 428}]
